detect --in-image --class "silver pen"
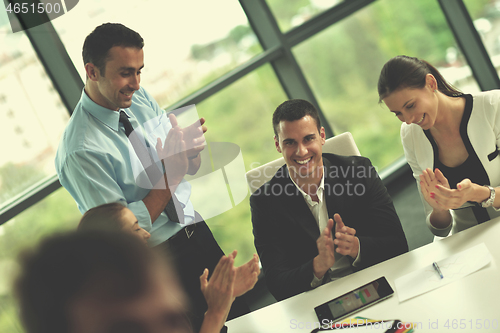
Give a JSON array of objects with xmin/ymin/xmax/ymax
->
[{"xmin": 432, "ymin": 262, "xmax": 444, "ymax": 279}]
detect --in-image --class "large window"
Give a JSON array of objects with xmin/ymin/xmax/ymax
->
[
  {"xmin": 267, "ymin": 0, "xmax": 342, "ymax": 32},
  {"xmin": 51, "ymin": 0, "xmax": 262, "ymax": 108},
  {"xmin": 2, "ymin": 1, "xmax": 500, "ymax": 331},
  {"xmin": 294, "ymin": 0, "xmax": 481, "ymax": 169},
  {"xmin": 0, "ymin": 17, "xmax": 69, "ymax": 206}
]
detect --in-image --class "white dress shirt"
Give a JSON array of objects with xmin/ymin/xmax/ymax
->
[{"xmin": 290, "ymin": 174, "xmax": 361, "ymax": 288}]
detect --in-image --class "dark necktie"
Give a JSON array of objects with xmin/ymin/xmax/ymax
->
[{"xmin": 119, "ymin": 111, "xmax": 184, "ymax": 223}]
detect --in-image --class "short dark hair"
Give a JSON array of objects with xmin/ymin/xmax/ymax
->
[
  {"xmin": 15, "ymin": 231, "xmax": 154, "ymax": 333},
  {"xmin": 377, "ymin": 55, "xmax": 462, "ymax": 101},
  {"xmin": 78, "ymin": 202, "xmax": 128, "ymax": 232},
  {"xmin": 272, "ymin": 99, "xmax": 321, "ymax": 138},
  {"xmin": 82, "ymin": 23, "xmax": 144, "ymax": 75}
]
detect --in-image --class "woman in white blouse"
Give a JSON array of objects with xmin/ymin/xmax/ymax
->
[{"xmin": 377, "ymin": 55, "xmax": 500, "ymax": 236}]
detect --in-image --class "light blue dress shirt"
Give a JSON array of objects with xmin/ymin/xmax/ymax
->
[{"xmin": 55, "ymin": 87, "xmax": 194, "ymax": 246}]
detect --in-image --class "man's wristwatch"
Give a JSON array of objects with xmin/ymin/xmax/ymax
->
[{"xmin": 480, "ymin": 185, "xmax": 496, "ymax": 208}]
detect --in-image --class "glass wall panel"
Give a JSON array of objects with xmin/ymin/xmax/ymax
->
[
  {"xmin": 267, "ymin": 0, "xmax": 342, "ymax": 32},
  {"xmin": 464, "ymin": 0, "xmax": 500, "ymax": 76},
  {"xmin": 0, "ymin": 188, "xmax": 81, "ymax": 333},
  {"xmin": 192, "ymin": 64, "xmax": 287, "ymax": 265},
  {"xmin": 293, "ymin": 0, "xmax": 480, "ymax": 170},
  {"xmin": 0, "ymin": 17, "xmax": 69, "ymax": 207},
  {"xmin": 52, "ymin": 0, "xmax": 262, "ymax": 108}
]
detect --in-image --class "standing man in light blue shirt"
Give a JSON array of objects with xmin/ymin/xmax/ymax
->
[{"xmin": 55, "ymin": 23, "xmax": 258, "ymax": 331}]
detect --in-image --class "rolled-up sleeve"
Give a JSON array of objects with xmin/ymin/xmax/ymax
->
[{"xmin": 58, "ymin": 149, "xmax": 152, "ymax": 228}]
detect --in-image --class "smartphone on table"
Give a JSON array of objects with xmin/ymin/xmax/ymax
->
[{"xmin": 314, "ymin": 276, "xmax": 394, "ymax": 326}]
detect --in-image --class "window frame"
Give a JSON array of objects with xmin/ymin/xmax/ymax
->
[{"xmin": 1, "ymin": 0, "xmax": 498, "ymax": 225}]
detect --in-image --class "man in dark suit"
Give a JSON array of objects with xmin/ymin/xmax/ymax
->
[{"xmin": 250, "ymin": 99, "xmax": 408, "ymax": 301}]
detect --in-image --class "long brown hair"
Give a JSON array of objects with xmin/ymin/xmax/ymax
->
[{"xmin": 378, "ymin": 55, "xmax": 462, "ymax": 101}]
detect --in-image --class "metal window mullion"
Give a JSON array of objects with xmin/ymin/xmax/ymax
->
[
  {"xmin": 285, "ymin": 0, "xmax": 376, "ymax": 48},
  {"xmin": 239, "ymin": 0, "xmax": 334, "ymax": 138},
  {"xmin": 14, "ymin": 12, "xmax": 84, "ymax": 114},
  {"xmin": 438, "ymin": 0, "xmax": 500, "ymax": 91},
  {"xmin": 166, "ymin": 46, "xmax": 283, "ymax": 111},
  {"xmin": 0, "ymin": 176, "xmax": 61, "ymax": 225}
]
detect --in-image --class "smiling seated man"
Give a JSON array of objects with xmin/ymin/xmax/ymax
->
[
  {"xmin": 15, "ymin": 231, "xmax": 239, "ymax": 333},
  {"xmin": 250, "ymin": 99, "xmax": 408, "ymax": 301}
]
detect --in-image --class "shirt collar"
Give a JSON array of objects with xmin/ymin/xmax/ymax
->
[
  {"xmin": 81, "ymin": 89, "xmax": 125, "ymax": 132},
  {"xmin": 290, "ymin": 173, "xmax": 325, "ymax": 205}
]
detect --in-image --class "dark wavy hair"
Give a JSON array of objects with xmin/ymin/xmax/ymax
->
[
  {"xmin": 82, "ymin": 23, "xmax": 144, "ymax": 76},
  {"xmin": 377, "ymin": 55, "xmax": 462, "ymax": 102}
]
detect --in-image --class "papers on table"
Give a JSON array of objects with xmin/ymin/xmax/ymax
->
[{"xmin": 394, "ymin": 242, "xmax": 492, "ymax": 302}]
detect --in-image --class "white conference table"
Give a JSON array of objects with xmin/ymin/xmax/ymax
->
[{"xmin": 227, "ymin": 216, "xmax": 500, "ymax": 333}]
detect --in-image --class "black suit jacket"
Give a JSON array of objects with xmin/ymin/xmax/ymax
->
[{"xmin": 250, "ymin": 153, "xmax": 408, "ymax": 301}]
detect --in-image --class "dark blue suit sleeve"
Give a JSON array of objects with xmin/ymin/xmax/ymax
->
[{"xmin": 250, "ymin": 191, "xmax": 320, "ymax": 301}]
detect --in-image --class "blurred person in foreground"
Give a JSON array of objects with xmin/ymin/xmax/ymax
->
[
  {"xmin": 250, "ymin": 99, "xmax": 408, "ymax": 301},
  {"xmin": 378, "ymin": 55, "xmax": 500, "ymax": 237},
  {"xmin": 15, "ymin": 231, "xmax": 239, "ymax": 333}
]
